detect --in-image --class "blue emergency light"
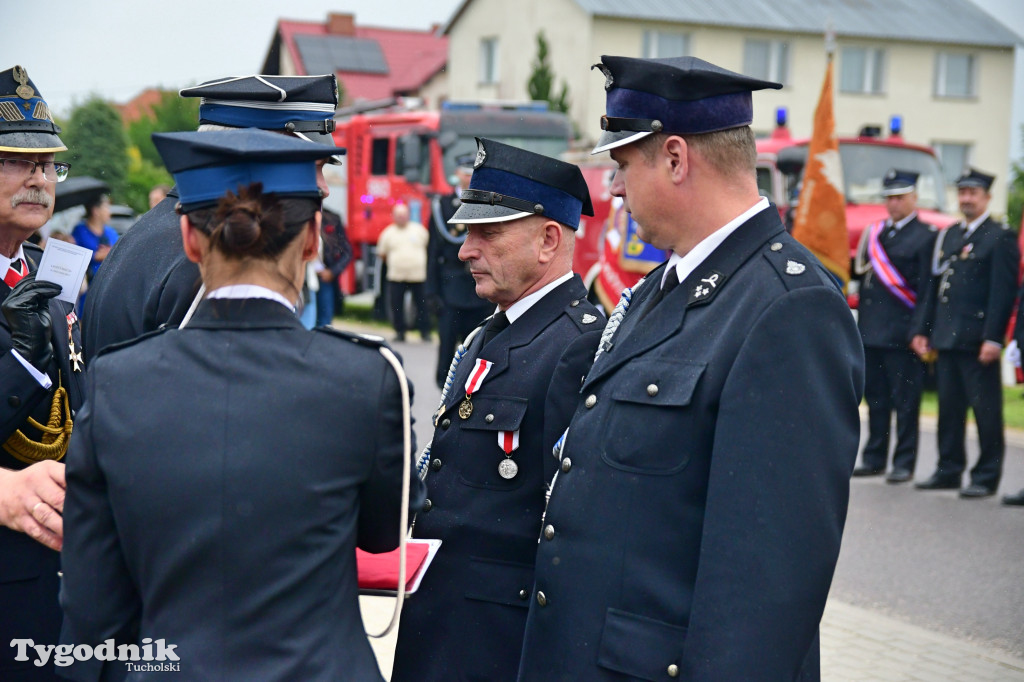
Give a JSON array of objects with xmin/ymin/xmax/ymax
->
[{"xmin": 890, "ymin": 115, "xmax": 903, "ymax": 136}]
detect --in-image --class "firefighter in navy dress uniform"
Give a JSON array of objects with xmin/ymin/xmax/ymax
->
[
  {"xmin": 911, "ymin": 168, "xmax": 1019, "ymax": 498},
  {"xmin": 852, "ymin": 170, "xmax": 936, "ymax": 483},
  {"xmin": 391, "ymin": 138, "xmax": 603, "ymax": 682},
  {"xmin": 59, "ymin": 129, "xmax": 424, "ymax": 681},
  {"xmin": 515, "ymin": 56, "xmax": 864, "ymax": 682},
  {"xmin": 82, "ymin": 74, "xmax": 341, "ymax": 360},
  {"xmin": 0, "ymin": 65, "xmax": 84, "ymax": 682},
  {"xmin": 427, "ymin": 155, "xmax": 492, "ymax": 388}
]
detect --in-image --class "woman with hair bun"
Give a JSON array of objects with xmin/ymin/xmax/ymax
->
[{"xmin": 59, "ymin": 129, "xmax": 424, "ymax": 681}]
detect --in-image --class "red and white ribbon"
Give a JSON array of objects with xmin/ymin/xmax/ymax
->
[
  {"xmin": 499, "ymin": 429, "xmax": 520, "ymax": 454},
  {"xmin": 463, "ymin": 358, "xmax": 493, "ymax": 397}
]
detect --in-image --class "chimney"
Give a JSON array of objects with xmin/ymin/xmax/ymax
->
[{"xmin": 327, "ymin": 13, "xmax": 356, "ymax": 36}]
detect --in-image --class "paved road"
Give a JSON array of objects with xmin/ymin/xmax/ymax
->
[{"xmin": 342, "ymin": 321, "xmax": 1024, "ymax": 677}]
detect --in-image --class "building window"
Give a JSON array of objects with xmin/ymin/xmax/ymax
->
[
  {"xmin": 934, "ymin": 52, "xmax": 976, "ymax": 98},
  {"xmin": 479, "ymin": 37, "xmax": 499, "ymax": 84},
  {"xmin": 743, "ymin": 39, "xmax": 789, "ymax": 85},
  {"xmin": 839, "ymin": 47, "xmax": 885, "ymax": 94},
  {"xmin": 642, "ymin": 31, "xmax": 690, "ymax": 59},
  {"xmin": 932, "ymin": 143, "xmax": 971, "ymax": 185}
]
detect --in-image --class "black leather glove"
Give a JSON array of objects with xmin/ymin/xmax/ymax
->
[{"xmin": 2, "ymin": 272, "xmax": 62, "ymax": 372}]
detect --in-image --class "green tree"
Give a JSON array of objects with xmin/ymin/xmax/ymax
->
[
  {"xmin": 58, "ymin": 96, "xmax": 129, "ymax": 199},
  {"xmin": 527, "ymin": 31, "xmax": 570, "ymax": 114},
  {"xmin": 1008, "ymin": 125, "xmax": 1024, "ymax": 231},
  {"xmin": 126, "ymin": 91, "xmax": 200, "ymax": 168},
  {"xmin": 121, "ymin": 147, "xmax": 173, "ymax": 214}
]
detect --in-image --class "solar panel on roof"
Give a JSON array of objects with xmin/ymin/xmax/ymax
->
[{"xmin": 295, "ymin": 35, "xmax": 390, "ymax": 75}]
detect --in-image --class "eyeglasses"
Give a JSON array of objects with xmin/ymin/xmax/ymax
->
[{"xmin": 0, "ymin": 157, "xmax": 71, "ymax": 183}]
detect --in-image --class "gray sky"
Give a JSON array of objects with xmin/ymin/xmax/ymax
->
[
  {"xmin": 2, "ymin": 0, "xmax": 463, "ymax": 116},
  {"xmin": 4, "ymin": 0, "xmax": 1024, "ymax": 165}
]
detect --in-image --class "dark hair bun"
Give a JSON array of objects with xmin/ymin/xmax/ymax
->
[{"xmin": 221, "ymin": 206, "xmax": 262, "ymax": 251}]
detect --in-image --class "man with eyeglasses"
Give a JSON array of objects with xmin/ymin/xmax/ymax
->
[{"xmin": 0, "ymin": 65, "xmax": 85, "ymax": 682}]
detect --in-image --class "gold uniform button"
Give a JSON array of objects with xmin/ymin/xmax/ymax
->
[
  {"xmin": 667, "ymin": 663, "xmax": 679, "ymax": 677},
  {"xmin": 536, "ymin": 591, "xmax": 547, "ymax": 606},
  {"xmin": 543, "ymin": 524, "xmax": 555, "ymax": 540},
  {"xmin": 647, "ymin": 383, "xmax": 659, "ymax": 397},
  {"xmin": 585, "ymin": 394, "xmax": 597, "ymax": 408},
  {"xmin": 561, "ymin": 457, "xmax": 572, "ymax": 473}
]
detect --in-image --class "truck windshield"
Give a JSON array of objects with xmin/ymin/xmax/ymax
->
[
  {"xmin": 442, "ymin": 136, "xmax": 570, "ymax": 179},
  {"xmin": 841, "ymin": 143, "xmax": 947, "ymax": 211}
]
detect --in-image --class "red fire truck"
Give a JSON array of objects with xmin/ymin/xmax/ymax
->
[
  {"xmin": 575, "ymin": 110, "xmax": 958, "ymax": 311},
  {"xmin": 327, "ymin": 100, "xmax": 573, "ymax": 296}
]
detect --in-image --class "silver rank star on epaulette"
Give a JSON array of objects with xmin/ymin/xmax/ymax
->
[
  {"xmin": 785, "ymin": 260, "xmax": 806, "ymax": 275},
  {"xmin": 582, "ymin": 313, "xmax": 598, "ymax": 324}
]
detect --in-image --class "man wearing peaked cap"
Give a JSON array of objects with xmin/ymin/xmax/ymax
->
[
  {"xmin": 0, "ymin": 65, "xmax": 85, "ymax": 682},
  {"xmin": 427, "ymin": 152, "xmax": 495, "ymax": 387},
  {"xmin": 912, "ymin": 166, "xmax": 1018, "ymax": 499},
  {"xmin": 517, "ymin": 56, "xmax": 864, "ymax": 682},
  {"xmin": 81, "ymin": 74, "xmax": 343, "ymax": 359},
  {"xmin": 853, "ymin": 169, "xmax": 936, "ymax": 484},
  {"xmin": 391, "ymin": 138, "xmax": 603, "ymax": 682}
]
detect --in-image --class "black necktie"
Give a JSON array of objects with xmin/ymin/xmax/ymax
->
[
  {"xmin": 482, "ymin": 311, "xmax": 510, "ymax": 348},
  {"xmin": 640, "ymin": 268, "xmax": 680, "ymax": 320}
]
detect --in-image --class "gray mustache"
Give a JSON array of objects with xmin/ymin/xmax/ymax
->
[{"xmin": 11, "ymin": 189, "xmax": 53, "ymax": 209}]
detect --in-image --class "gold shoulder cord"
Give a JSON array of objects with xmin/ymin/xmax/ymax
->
[{"xmin": 3, "ymin": 373, "xmax": 73, "ymax": 463}]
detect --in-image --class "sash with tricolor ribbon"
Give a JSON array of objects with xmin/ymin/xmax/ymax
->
[{"xmin": 867, "ymin": 221, "xmax": 916, "ymax": 309}]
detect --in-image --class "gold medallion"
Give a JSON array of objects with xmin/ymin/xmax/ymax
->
[{"xmin": 458, "ymin": 397, "xmax": 473, "ymax": 419}]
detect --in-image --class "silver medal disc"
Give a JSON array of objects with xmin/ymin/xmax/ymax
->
[{"xmin": 498, "ymin": 458, "xmax": 518, "ymax": 480}]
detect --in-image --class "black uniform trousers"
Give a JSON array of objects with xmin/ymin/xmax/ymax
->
[
  {"xmin": 388, "ymin": 281, "xmax": 431, "ymax": 340},
  {"xmin": 861, "ymin": 346, "xmax": 923, "ymax": 472},
  {"xmin": 935, "ymin": 350, "xmax": 1004, "ymax": 489}
]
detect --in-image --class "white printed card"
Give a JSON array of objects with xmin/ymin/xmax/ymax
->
[{"xmin": 35, "ymin": 239, "xmax": 91, "ymax": 304}]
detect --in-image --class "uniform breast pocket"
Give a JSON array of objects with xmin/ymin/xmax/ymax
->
[
  {"xmin": 600, "ymin": 360, "xmax": 704, "ymax": 475},
  {"xmin": 457, "ymin": 395, "xmax": 529, "ymax": 489}
]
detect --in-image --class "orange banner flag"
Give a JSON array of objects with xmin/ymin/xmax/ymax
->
[{"xmin": 791, "ymin": 57, "xmax": 849, "ymax": 287}]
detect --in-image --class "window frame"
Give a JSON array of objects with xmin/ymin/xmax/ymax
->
[
  {"xmin": 479, "ymin": 37, "xmax": 500, "ymax": 85},
  {"xmin": 934, "ymin": 51, "xmax": 977, "ymax": 99},
  {"xmin": 839, "ymin": 46, "xmax": 886, "ymax": 95}
]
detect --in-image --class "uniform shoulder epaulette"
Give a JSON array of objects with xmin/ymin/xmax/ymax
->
[
  {"xmin": 762, "ymin": 241, "xmax": 839, "ymax": 293},
  {"xmin": 314, "ymin": 326, "xmax": 388, "ymax": 348},
  {"xmin": 565, "ymin": 297, "xmax": 604, "ymax": 332},
  {"xmin": 95, "ymin": 327, "xmax": 170, "ymax": 359}
]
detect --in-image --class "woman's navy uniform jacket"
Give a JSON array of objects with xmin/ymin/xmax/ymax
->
[
  {"xmin": 59, "ymin": 298, "xmax": 424, "ymax": 681},
  {"xmin": 392, "ymin": 275, "xmax": 603, "ymax": 682},
  {"xmin": 518, "ymin": 207, "xmax": 865, "ymax": 682}
]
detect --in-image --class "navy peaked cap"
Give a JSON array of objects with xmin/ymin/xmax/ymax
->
[
  {"xmin": 152, "ymin": 128, "xmax": 346, "ymax": 212},
  {"xmin": 956, "ymin": 167, "xmax": 995, "ymax": 191},
  {"xmin": 450, "ymin": 138, "xmax": 593, "ymax": 229},
  {"xmin": 591, "ymin": 55, "xmax": 782, "ymax": 154},
  {"xmin": 0, "ymin": 65, "xmax": 65, "ymax": 153},
  {"xmin": 180, "ymin": 74, "xmax": 339, "ymax": 146},
  {"xmin": 881, "ymin": 169, "xmax": 919, "ymax": 196}
]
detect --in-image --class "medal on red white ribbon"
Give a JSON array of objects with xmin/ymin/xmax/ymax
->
[
  {"xmin": 66, "ymin": 311, "xmax": 83, "ymax": 372},
  {"xmin": 498, "ymin": 429, "xmax": 520, "ymax": 479},
  {"xmin": 459, "ymin": 358, "xmax": 492, "ymax": 419}
]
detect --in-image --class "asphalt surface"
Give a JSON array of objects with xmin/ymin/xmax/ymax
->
[{"xmin": 345, "ymin": 320, "xmax": 1024, "ymax": 662}]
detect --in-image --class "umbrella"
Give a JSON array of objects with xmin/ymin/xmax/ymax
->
[{"xmin": 54, "ymin": 176, "xmax": 110, "ymax": 213}]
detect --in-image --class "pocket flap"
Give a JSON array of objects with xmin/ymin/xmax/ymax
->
[
  {"xmin": 597, "ymin": 608, "xmax": 687, "ymax": 681},
  {"xmin": 459, "ymin": 396, "xmax": 528, "ymax": 432},
  {"xmin": 610, "ymin": 360, "xmax": 705, "ymax": 407},
  {"xmin": 464, "ymin": 557, "xmax": 534, "ymax": 608}
]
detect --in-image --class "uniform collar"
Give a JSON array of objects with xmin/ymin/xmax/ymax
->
[
  {"xmin": 965, "ymin": 210, "xmax": 990, "ymax": 236},
  {"xmin": 0, "ymin": 244, "xmax": 26, "ymax": 273},
  {"xmin": 664, "ymin": 197, "xmax": 770, "ymax": 288},
  {"xmin": 207, "ymin": 284, "xmax": 296, "ymax": 312},
  {"xmin": 890, "ymin": 211, "xmax": 917, "ymax": 230},
  {"xmin": 502, "ymin": 271, "xmax": 574, "ymax": 323}
]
